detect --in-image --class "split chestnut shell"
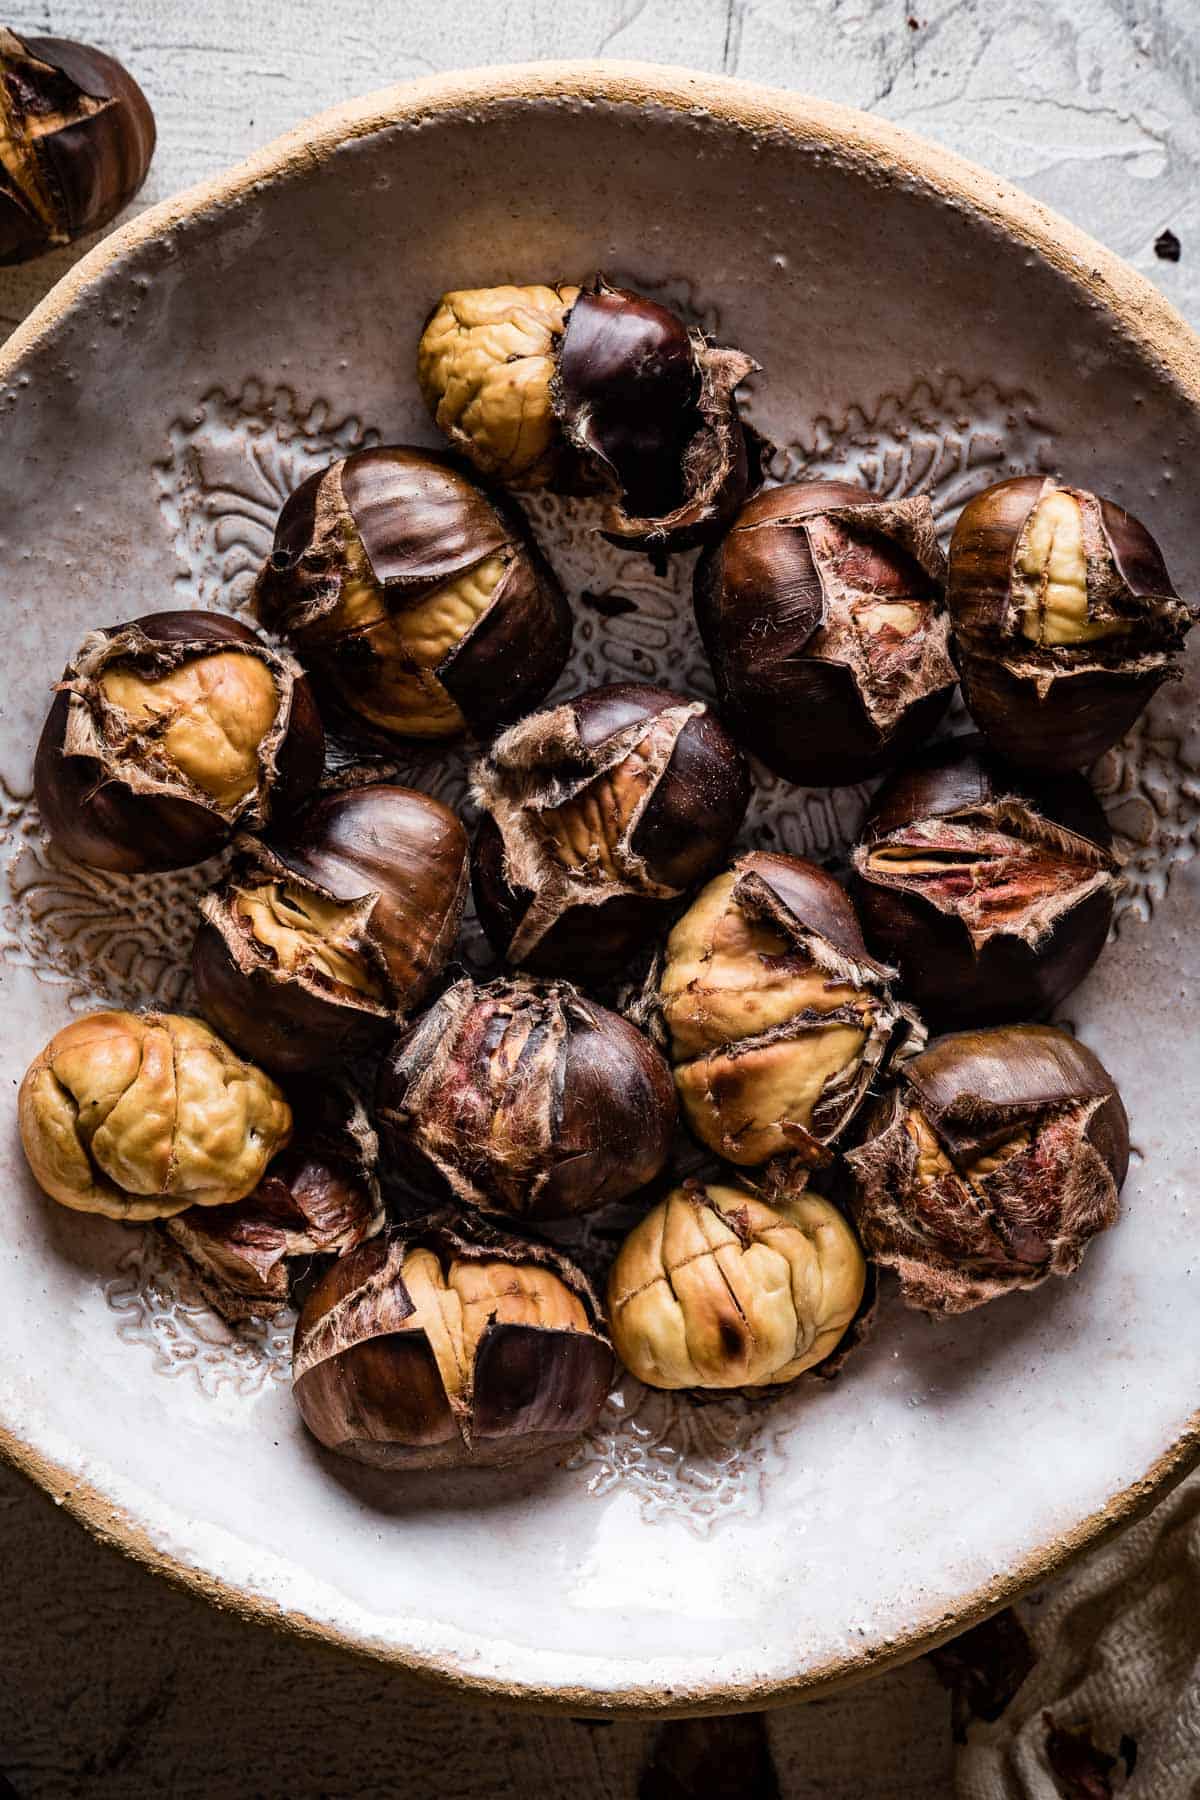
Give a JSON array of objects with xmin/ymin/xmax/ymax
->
[
  {"xmin": 845, "ymin": 1024, "xmax": 1129, "ymax": 1313},
  {"xmin": 471, "ymin": 682, "xmax": 750, "ymax": 979},
  {"xmin": 193, "ymin": 783, "xmax": 468, "ymax": 1075},
  {"xmin": 292, "ymin": 1212, "xmax": 615, "ymax": 1471},
  {"xmin": 851, "ymin": 735, "xmax": 1119, "ymax": 1027},
  {"xmin": 375, "ymin": 975, "xmax": 676, "ymax": 1220}
]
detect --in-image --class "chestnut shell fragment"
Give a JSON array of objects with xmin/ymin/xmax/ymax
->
[
  {"xmin": 846, "ymin": 1023, "xmax": 1128, "ymax": 1313},
  {"xmin": 851, "ymin": 735, "xmax": 1119, "ymax": 1027},
  {"xmin": 193, "ymin": 783, "xmax": 468, "ymax": 1075},
  {"xmin": 947, "ymin": 475, "xmax": 1195, "ymax": 770},
  {"xmin": 695, "ymin": 481, "xmax": 956, "ymax": 786},
  {"xmin": 254, "ymin": 446, "xmax": 571, "ymax": 744},
  {"xmin": 33, "ymin": 610, "xmax": 324, "ymax": 873},
  {"xmin": 0, "ymin": 30, "xmax": 155, "ymax": 265},
  {"xmin": 375, "ymin": 975, "xmax": 676, "ymax": 1220},
  {"xmin": 470, "ymin": 682, "xmax": 750, "ymax": 979},
  {"xmin": 292, "ymin": 1211, "xmax": 615, "ymax": 1471}
]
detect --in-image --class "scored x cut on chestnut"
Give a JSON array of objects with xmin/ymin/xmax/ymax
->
[
  {"xmin": 193, "ymin": 782, "xmax": 468, "ymax": 1075},
  {"xmin": 253, "ymin": 445, "xmax": 570, "ymax": 744},
  {"xmin": 34, "ymin": 610, "xmax": 324, "ymax": 873},
  {"xmin": 471, "ymin": 681, "xmax": 749, "ymax": 980},
  {"xmin": 852, "ymin": 734, "xmax": 1120, "ymax": 1028},
  {"xmin": 418, "ymin": 274, "xmax": 758, "ymax": 552}
]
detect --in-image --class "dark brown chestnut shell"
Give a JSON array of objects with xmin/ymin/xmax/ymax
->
[
  {"xmin": 292, "ymin": 1210, "xmax": 615, "ymax": 1471},
  {"xmin": 33, "ymin": 610, "xmax": 324, "ymax": 873},
  {"xmin": 845, "ymin": 1023, "xmax": 1129, "ymax": 1313},
  {"xmin": 193, "ymin": 783, "xmax": 468, "ymax": 1075},
  {"xmin": 253, "ymin": 445, "xmax": 571, "ymax": 745},
  {"xmin": 947, "ymin": 475, "xmax": 1195, "ymax": 770},
  {"xmin": 851, "ymin": 735, "xmax": 1120, "ymax": 1028},
  {"xmin": 165, "ymin": 1080, "xmax": 383, "ymax": 1322},
  {"xmin": 470, "ymin": 682, "xmax": 750, "ymax": 979},
  {"xmin": 375, "ymin": 974, "xmax": 677, "ymax": 1220},
  {"xmin": 694, "ymin": 481, "xmax": 956, "ymax": 786},
  {"xmin": 0, "ymin": 30, "xmax": 155, "ymax": 265}
]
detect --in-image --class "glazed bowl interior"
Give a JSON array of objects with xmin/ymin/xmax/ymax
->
[{"xmin": 1, "ymin": 63, "xmax": 1198, "ymax": 1713}]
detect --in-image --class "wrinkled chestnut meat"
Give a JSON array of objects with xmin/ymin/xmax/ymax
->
[
  {"xmin": 254, "ymin": 446, "xmax": 570, "ymax": 744},
  {"xmin": 33, "ymin": 610, "xmax": 323, "ymax": 873},
  {"xmin": 18, "ymin": 1010, "xmax": 291, "ymax": 1222},
  {"xmin": 607, "ymin": 1180, "xmax": 867, "ymax": 1390},
  {"xmin": 166, "ymin": 1081, "xmax": 383, "ymax": 1320},
  {"xmin": 471, "ymin": 682, "xmax": 749, "ymax": 979},
  {"xmin": 846, "ymin": 1023, "xmax": 1128, "ymax": 1312},
  {"xmin": 419, "ymin": 275, "xmax": 758, "ymax": 552},
  {"xmin": 292, "ymin": 1211, "xmax": 614, "ymax": 1471},
  {"xmin": 0, "ymin": 29, "xmax": 155, "ymax": 264},
  {"xmin": 376, "ymin": 975, "xmax": 675, "ymax": 1220},
  {"xmin": 193, "ymin": 783, "xmax": 468, "ymax": 1074},
  {"xmin": 852, "ymin": 735, "xmax": 1119, "ymax": 1026},
  {"xmin": 694, "ymin": 481, "xmax": 956, "ymax": 785},
  {"xmin": 642, "ymin": 851, "xmax": 922, "ymax": 1170},
  {"xmin": 947, "ymin": 476, "xmax": 1195, "ymax": 769}
]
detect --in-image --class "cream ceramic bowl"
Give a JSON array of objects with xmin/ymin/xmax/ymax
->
[{"xmin": 2, "ymin": 62, "xmax": 1198, "ymax": 1714}]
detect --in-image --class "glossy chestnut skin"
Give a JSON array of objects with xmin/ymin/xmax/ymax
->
[
  {"xmin": 851, "ymin": 736, "xmax": 1119, "ymax": 1028},
  {"xmin": 470, "ymin": 682, "xmax": 750, "ymax": 979},
  {"xmin": 695, "ymin": 481, "xmax": 956, "ymax": 786},
  {"xmin": 846, "ymin": 1024, "xmax": 1129, "ymax": 1313},
  {"xmin": 0, "ymin": 30, "xmax": 155, "ymax": 264},
  {"xmin": 375, "ymin": 975, "xmax": 677, "ymax": 1220},
  {"xmin": 253, "ymin": 446, "xmax": 571, "ymax": 744},
  {"xmin": 292, "ymin": 1212, "xmax": 615, "ymax": 1472},
  {"xmin": 34, "ymin": 610, "xmax": 324, "ymax": 873},
  {"xmin": 947, "ymin": 475, "xmax": 1195, "ymax": 770},
  {"xmin": 193, "ymin": 783, "xmax": 468, "ymax": 1074},
  {"xmin": 165, "ymin": 1080, "xmax": 383, "ymax": 1321}
]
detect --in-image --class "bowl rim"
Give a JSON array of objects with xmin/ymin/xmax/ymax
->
[{"xmin": 3, "ymin": 57, "xmax": 1199, "ymax": 1716}]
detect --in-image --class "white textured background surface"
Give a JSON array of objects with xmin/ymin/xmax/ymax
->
[{"xmin": 2, "ymin": 3, "xmax": 1198, "ymax": 1794}]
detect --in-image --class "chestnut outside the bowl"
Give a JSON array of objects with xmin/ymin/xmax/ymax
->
[{"xmin": 1, "ymin": 63, "xmax": 1198, "ymax": 1717}]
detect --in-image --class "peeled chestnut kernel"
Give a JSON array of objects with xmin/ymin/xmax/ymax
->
[
  {"xmin": 193, "ymin": 783, "xmax": 467, "ymax": 1075},
  {"xmin": 852, "ymin": 735, "xmax": 1120, "ymax": 1028},
  {"xmin": 642, "ymin": 852, "xmax": 922, "ymax": 1168},
  {"xmin": 694, "ymin": 481, "xmax": 956, "ymax": 787},
  {"xmin": 470, "ymin": 682, "xmax": 750, "ymax": 978},
  {"xmin": 33, "ymin": 610, "xmax": 324, "ymax": 874},
  {"xmin": 607, "ymin": 1180, "xmax": 866, "ymax": 1390},
  {"xmin": 846, "ymin": 1024, "xmax": 1128, "ymax": 1313},
  {"xmin": 18, "ymin": 1010, "xmax": 291, "ymax": 1223},
  {"xmin": 0, "ymin": 30, "xmax": 155, "ymax": 265},
  {"xmin": 376, "ymin": 975, "xmax": 676, "ymax": 1221},
  {"xmin": 292, "ymin": 1211, "xmax": 615, "ymax": 1471},
  {"xmin": 253, "ymin": 445, "xmax": 570, "ymax": 744},
  {"xmin": 418, "ymin": 275, "xmax": 757, "ymax": 551},
  {"xmin": 166, "ymin": 1080, "xmax": 383, "ymax": 1321},
  {"xmin": 947, "ymin": 475, "xmax": 1195, "ymax": 769}
]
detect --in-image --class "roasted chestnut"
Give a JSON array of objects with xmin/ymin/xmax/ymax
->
[
  {"xmin": 252, "ymin": 445, "xmax": 570, "ymax": 744},
  {"xmin": 845, "ymin": 1024, "xmax": 1128, "ymax": 1313},
  {"xmin": 165, "ymin": 1081, "xmax": 383, "ymax": 1320},
  {"xmin": 417, "ymin": 275, "xmax": 757, "ymax": 551},
  {"xmin": 34, "ymin": 610, "xmax": 323, "ymax": 874},
  {"xmin": 947, "ymin": 475, "xmax": 1195, "ymax": 769},
  {"xmin": 471, "ymin": 683, "xmax": 750, "ymax": 978},
  {"xmin": 0, "ymin": 29, "xmax": 155, "ymax": 265},
  {"xmin": 851, "ymin": 735, "xmax": 1120, "ymax": 1027},
  {"xmin": 642, "ymin": 852, "xmax": 921, "ymax": 1168},
  {"xmin": 18, "ymin": 1010, "xmax": 291, "ymax": 1222},
  {"xmin": 292, "ymin": 1211, "xmax": 615, "ymax": 1470},
  {"xmin": 607, "ymin": 1180, "xmax": 866, "ymax": 1390},
  {"xmin": 694, "ymin": 481, "xmax": 956, "ymax": 786},
  {"xmin": 193, "ymin": 783, "xmax": 467, "ymax": 1074},
  {"xmin": 375, "ymin": 975, "xmax": 676, "ymax": 1220}
]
